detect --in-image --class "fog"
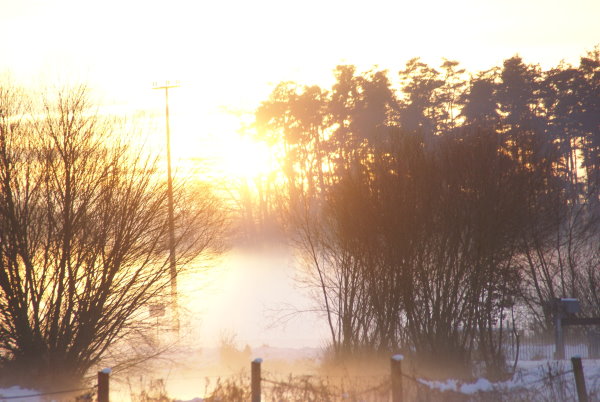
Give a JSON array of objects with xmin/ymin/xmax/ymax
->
[
  {"xmin": 107, "ymin": 244, "xmax": 331, "ymax": 400},
  {"xmin": 179, "ymin": 244, "xmax": 329, "ymax": 349}
]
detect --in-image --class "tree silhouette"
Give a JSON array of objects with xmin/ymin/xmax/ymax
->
[
  {"xmin": 398, "ymin": 58, "xmax": 444, "ymax": 140},
  {"xmin": 459, "ymin": 69, "xmax": 500, "ymax": 128},
  {"xmin": 0, "ymin": 85, "xmax": 224, "ymax": 390},
  {"xmin": 254, "ymin": 46, "xmax": 600, "ymax": 378}
]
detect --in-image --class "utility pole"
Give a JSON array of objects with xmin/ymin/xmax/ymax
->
[{"xmin": 153, "ymin": 81, "xmax": 180, "ymax": 330}]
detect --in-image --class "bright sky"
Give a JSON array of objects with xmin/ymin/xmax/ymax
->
[
  {"xmin": 3, "ymin": 0, "xmax": 598, "ymax": 97},
  {"xmin": 0, "ymin": 0, "xmax": 598, "ymax": 349},
  {"xmin": 1, "ymin": 0, "xmax": 599, "ymax": 174},
  {"xmin": 1, "ymin": 3, "xmax": 598, "ymax": 134}
]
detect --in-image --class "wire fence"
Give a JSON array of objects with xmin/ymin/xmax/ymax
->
[
  {"xmin": 240, "ymin": 357, "xmax": 590, "ymax": 402},
  {"xmin": 400, "ymin": 367, "xmax": 581, "ymax": 401},
  {"xmin": 4, "ymin": 356, "xmax": 592, "ymax": 401},
  {"xmin": 122, "ymin": 356, "xmax": 597, "ymax": 401},
  {"xmin": 503, "ymin": 327, "xmax": 600, "ymax": 361},
  {"xmin": 259, "ymin": 374, "xmax": 391, "ymax": 401}
]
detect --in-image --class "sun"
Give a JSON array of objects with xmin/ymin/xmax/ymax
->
[
  {"xmin": 218, "ymin": 133, "xmax": 276, "ymax": 182},
  {"xmin": 167, "ymin": 113, "xmax": 278, "ymax": 184},
  {"xmin": 142, "ymin": 85, "xmax": 280, "ymax": 186}
]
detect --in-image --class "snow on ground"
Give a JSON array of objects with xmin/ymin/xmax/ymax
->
[
  {"xmin": 3, "ymin": 354, "xmax": 600, "ymax": 401},
  {"xmin": 418, "ymin": 358, "xmax": 600, "ymax": 396},
  {"xmin": 0, "ymin": 386, "xmax": 46, "ymax": 402},
  {"xmin": 174, "ymin": 399, "xmax": 204, "ymax": 402},
  {"xmin": 136, "ymin": 350, "xmax": 600, "ymax": 400}
]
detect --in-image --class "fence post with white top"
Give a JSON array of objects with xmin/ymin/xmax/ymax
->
[
  {"xmin": 98, "ymin": 368, "xmax": 111, "ymax": 402},
  {"xmin": 251, "ymin": 357, "xmax": 262, "ymax": 402},
  {"xmin": 391, "ymin": 354, "xmax": 403, "ymax": 402}
]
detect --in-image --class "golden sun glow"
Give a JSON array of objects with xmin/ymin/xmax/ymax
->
[
  {"xmin": 218, "ymin": 134, "xmax": 275, "ymax": 182},
  {"xmin": 138, "ymin": 87, "xmax": 277, "ymax": 184},
  {"xmin": 3, "ymin": 0, "xmax": 597, "ymax": 195}
]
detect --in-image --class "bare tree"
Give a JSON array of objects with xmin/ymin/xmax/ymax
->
[
  {"xmin": 0, "ymin": 85, "xmax": 225, "ymax": 390},
  {"xmin": 258, "ymin": 51, "xmax": 599, "ymax": 379},
  {"xmin": 293, "ymin": 128, "xmax": 537, "ymax": 378}
]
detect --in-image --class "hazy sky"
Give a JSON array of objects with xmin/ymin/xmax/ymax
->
[
  {"xmin": 2, "ymin": 0, "xmax": 598, "ymax": 105},
  {"xmin": 1, "ymin": 0, "xmax": 599, "ymax": 172}
]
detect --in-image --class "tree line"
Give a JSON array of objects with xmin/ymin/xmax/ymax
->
[{"xmin": 254, "ymin": 48, "xmax": 600, "ymax": 378}]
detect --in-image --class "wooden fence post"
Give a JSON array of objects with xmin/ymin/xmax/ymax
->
[
  {"xmin": 251, "ymin": 358, "xmax": 262, "ymax": 402},
  {"xmin": 97, "ymin": 368, "xmax": 111, "ymax": 402},
  {"xmin": 555, "ymin": 315, "xmax": 565, "ymax": 359},
  {"xmin": 571, "ymin": 356, "xmax": 588, "ymax": 402},
  {"xmin": 391, "ymin": 354, "xmax": 403, "ymax": 402}
]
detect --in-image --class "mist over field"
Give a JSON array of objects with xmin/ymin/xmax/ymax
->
[{"xmin": 180, "ymin": 244, "xmax": 328, "ymax": 349}]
